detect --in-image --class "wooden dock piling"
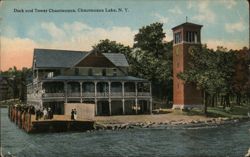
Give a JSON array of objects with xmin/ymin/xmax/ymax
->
[{"xmin": 8, "ymin": 105, "xmax": 94, "ymax": 133}]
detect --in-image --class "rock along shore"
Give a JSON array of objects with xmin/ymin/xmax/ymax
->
[{"xmin": 93, "ymin": 117, "xmax": 250, "ymax": 131}]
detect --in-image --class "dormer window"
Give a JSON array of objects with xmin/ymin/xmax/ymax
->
[
  {"xmin": 88, "ymin": 68, "xmax": 93, "ymax": 76},
  {"xmin": 102, "ymin": 69, "xmax": 106, "ymax": 76},
  {"xmin": 113, "ymin": 68, "xmax": 117, "ymax": 76},
  {"xmin": 75, "ymin": 68, "xmax": 79, "ymax": 75}
]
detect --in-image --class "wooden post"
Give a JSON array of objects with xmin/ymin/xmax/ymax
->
[
  {"xmin": 135, "ymin": 82, "xmax": 138, "ymax": 115},
  {"xmin": 94, "ymin": 81, "xmax": 97, "ymax": 115},
  {"xmin": 150, "ymin": 82, "xmax": 152, "ymax": 114},
  {"xmin": 108, "ymin": 81, "xmax": 111, "ymax": 116},
  {"xmin": 80, "ymin": 82, "xmax": 83, "ymax": 103},
  {"xmin": 64, "ymin": 81, "xmax": 68, "ymax": 103},
  {"xmin": 122, "ymin": 82, "xmax": 125, "ymax": 115}
]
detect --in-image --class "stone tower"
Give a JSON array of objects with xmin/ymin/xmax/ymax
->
[{"xmin": 172, "ymin": 22, "xmax": 203, "ymax": 109}]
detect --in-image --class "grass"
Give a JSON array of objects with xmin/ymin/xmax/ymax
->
[{"xmin": 173, "ymin": 104, "xmax": 250, "ymax": 118}]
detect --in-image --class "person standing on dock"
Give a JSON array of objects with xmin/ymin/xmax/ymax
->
[
  {"xmin": 71, "ymin": 109, "xmax": 74, "ymax": 120},
  {"xmin": 48, "ymin": 107, "xmax": 52, "ymax": 119},
  {"xmin": 43, "ymin": 108, "xmax": 48, "ymax": 120},
  {"xmin": 74, "ymin": 108, "xmax": 77, "ymax": 120}
]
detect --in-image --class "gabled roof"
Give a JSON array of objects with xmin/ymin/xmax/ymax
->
[
  {"xmin": 172, "ymin": 22, "xmax": 203, "ymax": 30},
  {"xmin": 34, "ymin": 49, "xmax": 88, "ymax": 68},
  {"xmin": 33, "ymin": 48, "xmax": 129, "ymax": 69},
  {"xmin": 102, "ymin": 53, "xmax": 129, "ymax": 67}
]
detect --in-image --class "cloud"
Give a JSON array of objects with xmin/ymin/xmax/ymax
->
[
  {"xmin": 152, "ymin": 13, "xmax": 169, "ymax": 24},
  {"xmin": 193, "ymin": 1, "xmax": 215, "ymax": 23},
  {"xmin": 204, "ymin": 39, "xmax": 247, "ymax": 50},
  {"xmin": 169, "ymin": 6, "xmax": 183, "ymax": 15},
  {"xmin": 220, "ymin": 0, "xmax": 237, "ymax": 9},
  {"xmin": 38, "ymin": 21, "xmax": 136, "ymax": 50},
  {"xmin": 1, "ymin": 37, "xmax": 37, "ymax": 71},
  {"xmin": 2, "ymin": 26, "xmax": 17, "ymax": 37},
  {"xmin": 225, "ymin": 19, "xmax": 245, "ymax": 33},
  {"xmin": 1, "ymin": 22, "xmax": 137, "ymax": 70},
  {"xmin": 187, "ymin": 0, "xmax": 193, "ymax": 9},
  {"xmin": 41, "ymin": 22, "xmax": 65, "ymax": 40},
  {"xmin": 63, "ymin": 21, "xmax": 92, "ymax": 32}
]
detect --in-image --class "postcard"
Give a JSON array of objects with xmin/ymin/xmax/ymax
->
[{"xmin": 0, "ymin": 0, "xmax": 249, "ymax": 157}]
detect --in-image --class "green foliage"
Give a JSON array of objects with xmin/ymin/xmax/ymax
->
[
  {"xmin": 92, "ymin": 23, "xmax": 173, "ymax": 102},
  {"xmin": 134, "ymin": 22, "xmax": 166, "ymax": 58},
  {"xmin": 1, "ymin": 67, "xmax": 32, "ymax": 101},
  {"xmin": 178, "ymin": 45, "xmax": 235, "ymax": 95},
  {"xmin": 92, "ymin": 39, "xmax": 131, "ymax": 55}
]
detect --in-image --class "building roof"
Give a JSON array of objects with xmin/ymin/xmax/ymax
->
[
  {"xmin": 172, "ymin": 22, "xmax": 203, "ymax": 30},
  {"xmin": 102, "ymin": 53, "xmax": 129, "ymax": 67},
  {"xmin": 34, "ymin": 49, "xmax": 87, "ymax": 68},
  {"xmin": 43, "ymin": 75, "xmax": 147, "ymax": 82},
  {"xmin": 34, "ymin": 49, "xmax": 129, "ymax": 69}
]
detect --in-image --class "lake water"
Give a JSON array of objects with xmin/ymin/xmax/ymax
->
[{"xmin": 1, "ymin": 108, "xmax": 250, "ymax": 157}]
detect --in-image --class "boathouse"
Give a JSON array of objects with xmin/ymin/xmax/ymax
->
[{"xmin": 27, "ymin": 49, "xmax": 152, "ymax": 118}]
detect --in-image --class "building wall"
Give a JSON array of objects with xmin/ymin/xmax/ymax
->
[
  {"xmin": 64, "ymin": 103, "xmax": 95, "ymax": 120},
  {"xmin": 173, "ymin": 44, "xmax": 184, "ymax": 105},
  {"xmin": 173, "ymin": 25, "xmax": 203, "ymax": 108}
]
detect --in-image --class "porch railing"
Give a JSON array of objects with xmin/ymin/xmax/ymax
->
[
  {"xmin": 42, "ymin": 93, "xmax": 64, "ymax": 97},
  {"xmin": 97, "ymin": 92, "xmax": 109, "ymax": 97},
  {"xmin": 41, "ymin": 91, "xmax": 151, "ymax": 98},
  {"xmin": 124, "ymin": 92, "xmax": 136, "ymax": 96},
  {"xmin": 82, "ymin": 92, "xmax": 95, "ymax": 97},
  {"xmin": 67, "ymin": 92, "xmax": 81, "ymax": 97},
  {"xmin": 137, "ymin": 92, "xmax": 151, "ymax": 96},
  {"xmin": 110, "ymin": 92, "xmax": 122, "ymax": 97}
]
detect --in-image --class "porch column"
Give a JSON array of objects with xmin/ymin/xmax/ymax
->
[
  {"xmin": 122, "ymin": 82, "xmax": 125, "ymax": 115},
  {"xmin": 64, "ymin": 81, "xmax": 68, "ymax": 103},
  {"xmin": 135, "ymin": 82, "xmax": 138, "ymax": 114},
  {"xmin": 108, "ymin": 81, "xmax": 111, "ymax": 116},
  {"xmin": 94, "ymin": 81, "xmax": 97, "ymax": 115},
  {"xmin": 150, "ymin": 82, "xmax": 152, "ymax": 114},
  {"xmin": 80, "ymin": 82, "xmax": 83, "ymax": 103},
  {"xmin": 122, "ymin": 99, "xmax": 125, "ymax": 115}
]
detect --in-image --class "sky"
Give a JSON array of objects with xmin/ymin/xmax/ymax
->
[{"xmin": 0, "ymin": 0, "xmax": 249, "ymax": 71}]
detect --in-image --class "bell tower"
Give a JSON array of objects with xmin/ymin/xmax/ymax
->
[{"xmin": 172, "ymin": 22, "xmax": 203, "ymax": 109}]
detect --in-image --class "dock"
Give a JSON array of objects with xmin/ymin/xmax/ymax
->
[{"xmin": 8, "ymin": 105, "xmax": 95, "ymax": 133}]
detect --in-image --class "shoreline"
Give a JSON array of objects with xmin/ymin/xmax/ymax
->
[{"xmin": 93, "ymin": 115, "xmax": 250, "ymax": 131}]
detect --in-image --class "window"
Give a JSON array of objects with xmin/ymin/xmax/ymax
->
[
  {"xmin": 113, "ymin": 68, "xmax": 117, "ymax": 76},
  {"xmin": 174, "ymin": 32, "xmax": 182, "ymax": 44},
  {"xmin": 88, "ymin": 68, "xmax": 93, "ymax": 76},
  {"xmin": 185, "ymin": 31, "xmax": 198, "ymax": 43},
  {"xmin": 75, "ymin": 68, "xmax": 79, "ymax": 75},
  {"xmin": 102, "ymin": 69, "xmax": 106, "ymax": 76}
]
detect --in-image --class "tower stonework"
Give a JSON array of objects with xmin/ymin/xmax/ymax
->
[{"xmin": 172, "ymin": 22, "xmax": 203, "ymax": 109}]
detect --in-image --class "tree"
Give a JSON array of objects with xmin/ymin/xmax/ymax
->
[
  {"xmin": 178, "ymin": 45, "xmax": 235, "ymax": 114},
  {"xmin": 1, "ymin": 67, "xmax": 32, "ymax": 101},
  {"xmin": 134, "ymin": 22, "xmax": 166, "ymax": 58},
  {"xmin": 232, "ymin": 47, "xmax": 250, "ymax": 105},
  {"xmin": 133, "ymin": 23, "xmax": 173, "ymax": 102},
  {"xmin": 92, "ymin": 39, "xmax": 131, "ymax": 55}
]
